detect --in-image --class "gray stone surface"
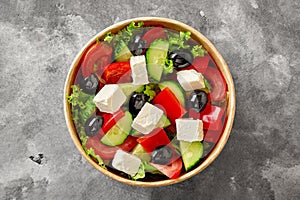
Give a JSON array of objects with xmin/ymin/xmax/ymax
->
[{"xmin": 0, "ymin": 0, "xmax": 299, "ymax": 199}]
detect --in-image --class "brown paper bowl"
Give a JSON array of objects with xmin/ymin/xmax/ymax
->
[{"xmin": 64, "ymin": 17, "xmax": 236, "ymax": 187}]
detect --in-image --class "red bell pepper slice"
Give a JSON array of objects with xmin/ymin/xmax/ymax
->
[
  {"xmin": 81, "ymin": 42, "xmax": 113, "ymax": 78},
  {"xmin": 101, "ymin": 62, "xmax": 131, "ymax": 84},
  {"xmin": 189, "ymin": 104, "xmax": 225, "ymax": 131},
  {"xmin": 204, "ymin": 66, "xmax": 226, "ymax": 101},
  {"xmin": 150, "ymin": 158, "xmax": 183, "ymax": 179},
  {"xmin": 141, "ymin": 27, "xmax": 167, "ymax": 48},
  {"xmin": 137, "ymin": 128, "xmax": 171, "ymax": 153},
  {"xmin": 97, "ymin": 109, "xmax": 125, "ymax": 135},
  {"xmin": 137, "ymin": 128, "xmax": 180, "ymax": 164},
  {"xmin": 152, "ymin": 88, "xmax": 187, "ymax": 124},
  {"xmin": 85, "ymin": 135, "xmax": 137, "ymax": 160},
  {"xmin": 186, "ymin": 55, "xmax": 211, "ymax": 74}
]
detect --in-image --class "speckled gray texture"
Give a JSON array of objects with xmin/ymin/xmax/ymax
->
[{"xmin": 0, "ymin": 0, "xmax": 299, "ymax": 199}]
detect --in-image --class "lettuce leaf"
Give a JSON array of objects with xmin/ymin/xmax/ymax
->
[
  {"xmin": 167, "ymin": 31, "xmax": 207, "ymax": 58},
  {"xmin": 81, "ymin": 136, "xmax": 106, "ymax": 169},
  {"xmin": 191, "ymin": 45, "xmax": 207, "ymax": 57},
  {"xmin": 164, "ymin": 58, "xmax": 174, "ymax": 74},
  {"xmin": 131, "ymin": 162, "xmax": 145, "ymax": 180},
  {"xmin": 131, "ymin": 161, "xmax": 163, "ymax": 180},
  {"xmin": 67, "ymin": 85, "xmax": 96, "ymax": 124},
  {"xmin": 143, "ymin": 84, "xmax": 157, "ymax": 101},
  {"xmin": 167, "ymin": 31, "xmax": 191, "ymax": 51},
  {"xmin": 103, "ymin": 32, "xmax": 114, "ymax": 43}
]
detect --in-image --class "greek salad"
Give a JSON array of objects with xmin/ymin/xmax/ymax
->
[{"xmin": 67, "ymin": 22, "xmax": 227, "ymax": 181}]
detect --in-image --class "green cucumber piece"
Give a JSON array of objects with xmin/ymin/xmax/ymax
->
[
  {"xmin": 114, "ymin": 39, "xmax": 133, "ymax": 62},
  {"xmin": 180, "ymin": 141, "xmax": 203, "ymax": 171},
  {"xmin": 156, "ymin": 114, "xmax": 171, "ymax": 128},
  {"xmin": 159, "ymin": 81, "xmax": 185, "ymax": 106},
  {"xmin": 118, "ymin": 83, "xmax": 144, "ymax": 98},
  {"xmin": 131, "ymin": 144, "xmax": 151, "ymax": 162},
  {"xmin": 101, "ymin": 111, "xmax": 132, "ymax": 146},
  {"xmin": 146, "ymin": 39, "xmax": 169, "ymax": 81}
]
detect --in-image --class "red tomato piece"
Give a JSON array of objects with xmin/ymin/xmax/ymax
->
[
  {"xmin": 85, "ymin": 135, "xmax": 137, "ymax": 160},
  {"xmin": 101, "ymin": 62, "xmax": 131, "ymax": 84},
  {"xmin": 81, "ymin": 42, "xmax": 113, "ymax": 78},
  {"xmin": 97, "ymin": 109, "xmax": 125, "ymax": 135},
  {"xmin": 186, "ymin": 55, "xmax": 211, "ymax": 73},
  {"xmin": 204, "ymin": 66, "xmax": 227, "ymax": 101},
  {"xmin": 189, "ymin": 104, "xmax": 225, "ymax": 131},
  {"xmin": 203, "ymin": 130, "xmax": 222, "ymax": 143},
  {"xmin": 152, "ymin": 88, "xmax": 187, "ymax": 124},
  {"xmin": 201, "ymin": 105, "xmax": 224, "ymax": 131},
  {"xmin": 141, "ymin": 27, "xmax": 167, "ymax": 48},
  {"xmin": 150, "ymin": 158, "xmax": 183, "ymax": 179}
]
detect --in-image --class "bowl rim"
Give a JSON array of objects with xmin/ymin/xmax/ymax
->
[{"xmin": 64, "ymin": 17, "xmax": 236, "ymax": 187}]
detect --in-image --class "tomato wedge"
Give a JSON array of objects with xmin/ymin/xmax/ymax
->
[
  {"xmin": 81, "ymin": 42, "xmax": 113, "ymax": 78},
  {"xmin": 204, "ymin": 66, "xmax": 226, "ymax": 101},
  {"xmin": 152, "ymin": 88, "xmax": 187, "ymax": 124},
  {"xmin": 141, "ymin": 27, "xmax": 167, "ymax": 48},
  {"xmin": 85, "ymin": 135, "xmax": 137, "ymax": 160},
  {"xmin": 150, "ymin": 158, "xmax": 183, "ymax": 179},
  {"xmin": 96, "ymin": 109, "xmax": 125, "ymax": 135},
  {"xmin": 101, "ymin": 62, "xmax": 131, "ymax": 84},
  {"xmin": 189, "ymin": 103, "xmax": 225, "ymax": 131},
  {"xmin": 186, "ymin": 55, "xmax": 210, "ymax": 74},
  {"xmin": 203, "ymin": 130, "xmax": 222, "ymax": 143}
]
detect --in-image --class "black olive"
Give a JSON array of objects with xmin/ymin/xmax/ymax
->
[
  {"xmin": 129, "ymin": 92, "xmax": 149, "ymax": 116},
  {"xmin": 84, "ymin": 115, "xmax": 104, "ymax": 137},
  {"xmin": 79, "ymin": 73, "xmax": 99, "ymax": 95},
  {"xmin": 151, "ymin": 145, "xmax": 173, "ymax": 165},
  {"xmin": 168, "ymin": 50, "xmax": 193, "ymax": 69},
  {"xmin": 128, "ymin": 34, "xmax": 146, "ymax": 56},
  {"xmin": 188, "ymin": 90, "xmax": 208, "ymax": 113}
]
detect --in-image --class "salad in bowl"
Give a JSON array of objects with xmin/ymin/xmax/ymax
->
[{"xmin": 64, "ymin": 17, "xmax": 235, "ymax": 186}]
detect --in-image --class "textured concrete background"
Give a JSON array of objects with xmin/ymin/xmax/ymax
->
[{"xmin": 0, "ymin": 0, "xmax": 299, "ymax": 199}]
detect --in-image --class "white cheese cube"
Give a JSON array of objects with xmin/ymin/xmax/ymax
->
[
  {"xmin": 132, "ymin": 102, "xmax": 163, "ymax": 134},
  {"xmin": 112, "ymin": 149, "xmax": 142, "ymax": 176},
  {"xmin": 93, "ymin": 84, "xmax": 126, "ymax": 114},
  {"xmin": 130, "ymin": 55, "xmax": 149, "ymax": 85},
  {"xmin": 176, "ymin": 69, "xmax": 205, "ymax": 91},
  {"xmin": 176, "ymin": 118, "xmax": 203, "ymax": 142}
]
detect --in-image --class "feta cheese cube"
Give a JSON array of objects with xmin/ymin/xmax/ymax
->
[
  {"xmin": 130, "ymin": 55, "xmax": 149, "ymax": 85},
  {"xmin": 93, "ymin": 84, "xmax": 126, "ymax": 113},
  {"xmin": 176, "ymin": 118, "xmax": 203, "ymax": 142},
  {"xmin": 176, "ymin": 69, "xmax": 205, "ymax": 91},
  {"xmin": 112, "ymin": 149, "xmax": 142, "ymax": 176},
  {"xmin": 132, "ymin": 102, "xmax": 164, "ymax": 134}
]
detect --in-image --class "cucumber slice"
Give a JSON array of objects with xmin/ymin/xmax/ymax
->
[
  {"xmin": 118, "ymin": 83, "xmax": 144, "ymax": 98},
  {"xmin": 180, "ymin": 141, "xmax": 203, "ymax": 171},
  {"xmin": 146, "ymin": 39, "xmax": 169, "ymax": 81},
  {"xmin": 156, "ymin": 114, "xmax": 171, "ymax": 128},
  {"xmin": 159, "ymin": 81, "xmax": 185, "ymax": 106},
  {"xmin": 114, "ymin": 39, "xmax": 133, "ymax": 62},
  {"xmin": 101, "ymin": 111, "xmax": 132, "ymax": 146},
  {"xmin": 131, "ymin": 144, "xmax": 151, "ymax": 162}
]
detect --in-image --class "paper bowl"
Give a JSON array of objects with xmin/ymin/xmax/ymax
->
[{"xmin": 64, "ymin": 17, "xmax": 235, "ymax": 187}]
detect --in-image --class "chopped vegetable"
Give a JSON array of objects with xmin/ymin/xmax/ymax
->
[
  {"xmin": 67, "ymin": 85, "xmax": 96, "ymax": 124},
  {"xmin": 81, "ymin": 42, "xmax": 112, "ymax": 78},
  {"xmin": 101, "ymin": 62, "xmax": 132, "ymax": 84},
  {"xmin": 152, "ymin": 88, "xmax": 187, "ymax": 124},
  {"xmin": 81, "ymin": 136, "xmax": 106, "ymax": 169},
  {"xmin": 191, "ymin": 45, "xmax": 207, "ymax": 57}
]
